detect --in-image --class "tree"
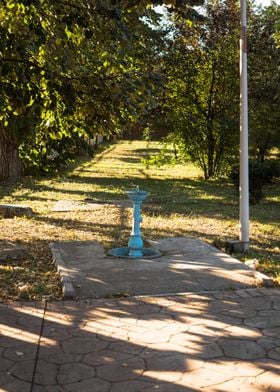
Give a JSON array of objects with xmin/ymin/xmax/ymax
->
[
  {"xmin": 0, "ymin": 0, "xmax": 202, "ymax": 181},
  {"xmin": 150, "ymin": 0, "xmax": 240, "ymax": 179},
  {"xmin": 248, "ymin": 2, "xmax": 280, "ymax": 162}
]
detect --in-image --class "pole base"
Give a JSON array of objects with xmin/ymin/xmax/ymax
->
[{"xmin": 225, "ymin": 240, "xmax": 249, "ymax": 253}]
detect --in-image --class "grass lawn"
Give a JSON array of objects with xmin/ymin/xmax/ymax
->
[{"xmin": 0, "ymin": 140, "xmax": 279, "ymax": 300}]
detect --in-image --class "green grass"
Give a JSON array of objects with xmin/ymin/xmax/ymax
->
[{"xmin": 0, "ymin": 140, "xmax": 279, "ymax": 299}]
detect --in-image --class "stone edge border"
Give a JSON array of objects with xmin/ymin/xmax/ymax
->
[
  {"xmin": 253, "ymin": 270, "xmax": 274, "ymax": 287},
  {"xmin": 49, "ymin": 242, "xmax": 76, "ymax": 299}
]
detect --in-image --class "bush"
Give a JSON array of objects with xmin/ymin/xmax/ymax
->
[{"xmin": 229, "ymin": 160, "xmax": 280, "ymax": 204}]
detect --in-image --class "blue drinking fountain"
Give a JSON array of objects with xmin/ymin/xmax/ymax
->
[{"xmin": 108, "ymin": 186, "xmax": 161, "ymax": 259}]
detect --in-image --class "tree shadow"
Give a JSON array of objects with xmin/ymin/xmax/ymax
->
[{"xmin": 1, "ymin": 289, "xmax": 280, "ymax": 391}]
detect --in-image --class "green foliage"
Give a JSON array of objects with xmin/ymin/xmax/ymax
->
[
  {"xmin": 0, "ymin": 0, "xmax": 177, "ymax": 179},
  {"xmin": 248, "ymin": 2, "xmax": 280, "ymax": 161},
  {"xmin": 149, "ymin": 0, "xmax": 240, "ymax": 179}
]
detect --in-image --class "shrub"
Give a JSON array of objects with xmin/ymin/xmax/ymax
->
[{"xmin": 229, "ymin": 160, "xmax": 280, "ymax": 204}]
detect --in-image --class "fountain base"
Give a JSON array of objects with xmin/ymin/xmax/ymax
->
[{"xmin": 108, "ymin": 247, "xmax": 161, "ymax": 259}]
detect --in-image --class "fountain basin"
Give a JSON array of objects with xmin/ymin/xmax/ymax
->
[
  {"xmin": 126, "ymin": 190, "xmax": 149, "ymax": 202},
  {"xmin": 108, "ymin": 246, "xmax": 161, "ymax": 259}
]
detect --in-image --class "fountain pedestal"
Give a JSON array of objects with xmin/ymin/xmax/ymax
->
[{"xmin": 108, "ymin": 187, "xmax": 161, "ymax": 259}]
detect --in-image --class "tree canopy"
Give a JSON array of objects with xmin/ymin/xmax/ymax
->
[
  {"xmin": 146, "ymin": 0, "xmax": 280, "ymax": 179},
  {"xmin": 0, "ymin": 0, "xmax": 279, "ymax": 181}
]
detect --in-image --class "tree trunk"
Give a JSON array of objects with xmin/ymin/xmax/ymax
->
[
  {"xmin": 0, "ymin": 132, "xmax": 21, "ymax": 182},
  {"xmin": 207, "ymin": 129, "xmax": 215, "ymax": 178}
]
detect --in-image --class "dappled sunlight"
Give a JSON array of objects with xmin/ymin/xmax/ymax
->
[
  {"xmin": 0, "ymin": 140, "xmax": 279, "ymax": 300},
  {"xmin": 1, "ymin": 287, "xmax": 280, "ymax": 390},
  {"xmin": 0, "ymin": 324, "xmax": 56, "ymax": 346},
  {"xmin": 38, "ymin": 291, "xmax": 280, "ymax": 389}
]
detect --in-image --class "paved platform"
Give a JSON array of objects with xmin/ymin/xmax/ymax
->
[
  {"xmin": 1, "ymin": 288, "xmax": 280, "ymax": 391},
  {"xmin": 50, "ymin": 237, "xmax": 263, "ymax": 299}
]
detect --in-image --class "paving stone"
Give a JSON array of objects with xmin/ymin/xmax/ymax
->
[
  {"xmin": 43, "ymin": 325, "xmax": 73, "ymax": 341},
  {"xmin": 259, "ymin": 309, "xmax": 280, "ymax": 317},
  {"xmin": 61, "ymin": 337, "xmax": 108, "ymax": 354},
  {"xmin": 140, "ymin": 342, "xmax": 187, "ymax": 356},
  {"xmin": 224, "ymin": 325, "xmax": 262, "ymax": 340},
  {"xmin": 268, "ymin": 347, "xmax": 280, "ymax": 361},
  {"xmin": 108, "ymin": 341, "xmax": 144, "ymax": 355},
  {"xmin": 128, "ymin": 331, "xmax": 170, "ymax": 344},
  {"xmin": 263, "ymin": 326, "xmax": 280, "ymax": 338},
  {"xmin": 219, "ymin": 339, "xmax": 266, "ymax": 359},
  {"xmin": 0, "ymin": 372, "xmax": 15, "ymax": 387},
  {"xmin": 210, "ymin": 314, "xmax": 243, "ymax": 326},
  {"xmin": 170, "ymin": 334, "xmax": 224, "ymax": 358},
  {"xmin": 186, "ymin": 324, "xmax": 224, "ymax": 343},
  {"xmin": 33, "ymin": 360, "xmax": 58, "ymax": 385},
  {"xmin": 259, "ymin": 288, "xmax": 280, "ymax": 296},
  {"xmin": 57, "ymin": 362, "xmax": 96, "ymax": 384},
  {"xmin": 145, "ymin": 382, "xmax": 196, "ymax": 392},
  {"xmin": 155, "ymin": 322, "xmax": 188, "ymax": 336},
  {"xmin": 220, "ymin": 308, "xmax": 257, "ymax": 319},
  {"xmin": 256, "ymin": 358, "xmax": 280, "ymax": 371},
  {"xmin": 39, "ymin": 351, "xmax": 81, "ymax": 365},
  {"xmin": 33, "ymin": 385, "xmax": 65, "ymax": 392},
  {"xmin": 245, "ymin": 288, "xmax": 264, "ymax": 297},
  {"xmin": 111, "ymin": 380, "xmax": 157, "ymax": 392},
  {"xmin": 238, "ymin": 296, "xmax": 272, "ymax": 310},
  {"xmin": 257, "ymin": 336, "xmax": 280, "ymax": 350},
  {"xmin": 3, "ymin": 344, "xmax": 37, "ymax": 361},
  {"xmin": 204, "ymin": 359, "xmax": 264, "ymax": 377},
  {"xmin": 83, "ymin": 349, "xmax": 134, "ymax": 367},
  {"xmin": 136, "ymin": 315, "xmax": 174, "ymax": 330},
  {"xmin": 0, "ymin": 379, "xmax": 32, "ymax": 392},
  {"xmin": 142, "ymin": 369, "xmax": 182, "ymax": 383},
  {"xmin": 181, "ymin": 367, "xmax": 233, "ymax": 388},
  {"xmin": 97, "ymin": 357, "xmax": 145, "ymax": 382},
  {"xmin": 9, "ymin": 360, "xmax": 35, "ymax": 382},
  {"xmin": 272, "ymin": 300, "xmax": 280, "ymax": 310},
  {"xmin": 61, "ymin": 377, "xmax": 111, "ymax": 392},
  {"xmin": 0, "ymin": 357, "xmax": 13, "ymax": 371},
  {"xmin": 186, "ymin": 342, "xmax": 224, "ymax": 359},
  {"xmin": 255, "ymin": 370, "xmax": 280, "ymax": 390},
  {"xmin": 135, "ymin": 304, "xmax": 162, "ymax": 315},
  {"xmin": 210, "ymin": 376, "xmax": 258, "ymax": 392},
  {"xmin": 244, "ymin": 316, "xmax": 280, "ymax": 329},
  {"xmin": 0, "ymin": 336, "xmax": 28, "ymax": 348},
  {"xmin": 145, "ymin": 353, "xmax": 188, "ymax": 373},
  {"xmin": 235, "ymin": 290, "xmax": 252, "ymax": 298}
]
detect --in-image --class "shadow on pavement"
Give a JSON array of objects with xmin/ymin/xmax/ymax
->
[{"xmin": 1, "ymin": 289, "xmax": 280, "ymax": 391}]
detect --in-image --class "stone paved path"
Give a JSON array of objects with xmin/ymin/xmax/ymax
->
[{"xmin": 1, "ymin": 288, "xmax": 280, "ymax": 391}]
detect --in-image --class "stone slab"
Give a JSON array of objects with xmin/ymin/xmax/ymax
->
[
  {"xmin": 51, "ymin": 200, "xmax": 107, "ymax": 212},
  {"xmin": 0, "ymin": 204, "xmax": 33, "ymax": 218},
  {"xmin": 52, "ymin": 199, "xmax": 131, "ymax": 212},
  {"xmin": 50, "ymin": 237, "xmax": 265, "ymax": 299},
  {"xmin": 0, "ymin": 241, "xmax": 28, "ymax": 261}
]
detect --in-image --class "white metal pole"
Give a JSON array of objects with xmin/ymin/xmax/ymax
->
[{"xmin": 239, "ymin": 0, "xmax": 249, "ymax": 251}]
